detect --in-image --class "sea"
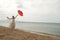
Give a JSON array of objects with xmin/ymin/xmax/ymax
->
[{"xmin": 0, "ymin": 20, "xmax": 60, "ymax": 36}]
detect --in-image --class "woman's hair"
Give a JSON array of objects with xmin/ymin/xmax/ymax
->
[{"xmin": 12, "ymin": 16, "xmax": 15, "ymax": 19}]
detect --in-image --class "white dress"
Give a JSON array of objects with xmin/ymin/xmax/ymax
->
[{"xmin": 8, "ymin": 18, "xmax": 15, "ymax": 29}]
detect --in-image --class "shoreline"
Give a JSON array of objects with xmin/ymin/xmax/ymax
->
[
  {"xmin": 15, "ymin": 27, "xmax": 60, "ymax": 40},
  {"xmin": 17, "ymin": 28, "xmax": 60, "ymax": 39},
  {"xmin": 30, "ymin": 31, "xmax": 60, "ymax": 39},
  {"xmin": 0, "ymin": 26, "xmax": 60, "ymax": 40},
  {"xmin": 17, "ymin": 28, "xmax": 60, "ymax": 37}
]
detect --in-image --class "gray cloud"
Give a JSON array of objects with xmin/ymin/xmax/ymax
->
[{"xmin": 0, "ymin": 0, "xmax": 60, "ymax": 23}]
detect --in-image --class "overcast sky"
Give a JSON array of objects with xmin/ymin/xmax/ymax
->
[{"xmin": 0, "ymin": 0, "xmax": 60, "ymax": 23}]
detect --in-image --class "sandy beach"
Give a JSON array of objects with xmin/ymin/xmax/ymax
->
[{"xmin": 0, "ymin": 26, "xmax": 60, "ymax": 40}]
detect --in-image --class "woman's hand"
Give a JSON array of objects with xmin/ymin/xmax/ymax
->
[{"xmin": 6, "ymin": 17, "xmax": 10, "ymax": 19}]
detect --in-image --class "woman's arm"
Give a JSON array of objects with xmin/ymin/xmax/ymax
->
[
  {"xmin": 6, "ymin": 17, "xmax": 11, "ymax": 20},
  {"xmin": 15, "ymin": 15, "xmax": 18, "ymax": 19}
]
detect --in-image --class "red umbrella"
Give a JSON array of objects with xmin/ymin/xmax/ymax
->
[{"xmin": 18, "ymin": 10, "xmax": 23, "ymax": 16}]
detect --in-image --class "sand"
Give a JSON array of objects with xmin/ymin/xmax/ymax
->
[{"xmin": 0, "ymin": 26, "xmax": 60, "ymax": 40}]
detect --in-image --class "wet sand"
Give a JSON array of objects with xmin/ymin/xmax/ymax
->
[{"xmin": 0, "ymin": 26, "xmax": 60, "ymax": 40}]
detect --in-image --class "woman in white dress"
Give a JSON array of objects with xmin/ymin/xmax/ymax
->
[{"xmin": 7, "ymin": 15, "xmax": 18, "ymax": 29}]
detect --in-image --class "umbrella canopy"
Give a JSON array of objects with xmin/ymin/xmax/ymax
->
[{"xmin": 18, "ymin": 10, "xmax": 23, "ymax": 16}]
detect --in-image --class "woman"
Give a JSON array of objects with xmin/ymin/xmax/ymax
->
[{"xmin": 7, "ymin": 15, "xmax": 18, "ymax": 29}]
